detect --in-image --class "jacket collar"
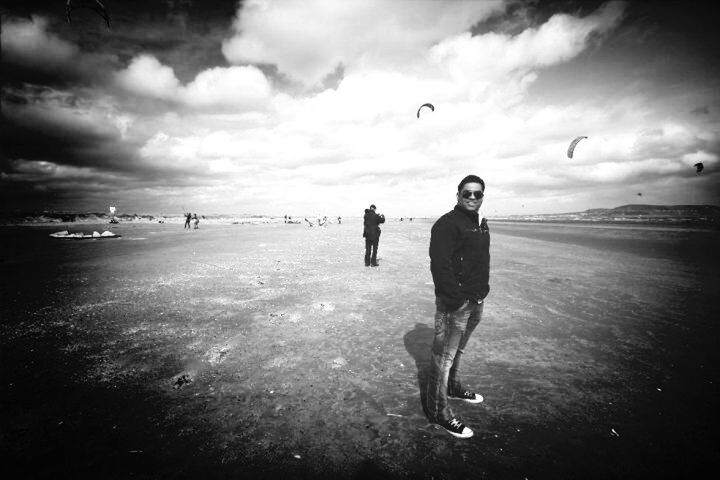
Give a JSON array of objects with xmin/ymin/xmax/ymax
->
[{"xmin": 454, "ymin": 204, "xmax": 479, "ymax": 223}]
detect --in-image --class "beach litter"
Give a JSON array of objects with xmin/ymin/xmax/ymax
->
[
  {"xmin": 331, "ymin": 357, "xmax": 347, "ymax": 369},
  {"xmin": 173, "ymin": 374, "xmax": 192, "ymax": 389},
  {"xmin": 205, "ymin": 346, "xmax": 229, "ymax": 365}
]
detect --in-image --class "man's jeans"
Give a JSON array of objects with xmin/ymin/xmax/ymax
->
[
  {"xmin": 364, "ymin": 237, "xmax": 379, "ymax": 265},
  {"xmin": 425, "ymin": 297, "xmax": 483, "ymax": 423}
]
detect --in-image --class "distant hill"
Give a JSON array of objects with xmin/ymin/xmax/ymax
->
[{"xmin": 495, "ymin": 204, "xmax": 720, "ymax": 226}]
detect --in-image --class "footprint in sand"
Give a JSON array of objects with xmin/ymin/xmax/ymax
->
[
  {"xmin": 314, "ymin": 303, "xmax": 335, "ymax": 312},
  {"xmin": 205, "ymin": 346, "xmax": 229, "ymax": 365},
  {"xmin": 269, "ymin": 312, "xmax": 300, "ymax": 324}
]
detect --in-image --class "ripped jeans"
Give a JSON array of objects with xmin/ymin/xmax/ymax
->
[{"xmin": 425, "ymin": 297, "xmax": 483, "ymax": 423}]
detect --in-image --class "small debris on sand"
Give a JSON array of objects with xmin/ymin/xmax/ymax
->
[
  {"xmin": 205, "ymin": 347, "xmax": 229, "ymax": 365},
  {"xmin": 331, "ymin": 357, "xmax": 347, "ymax": 369},
  {"xmin": 315, "ymin": 303, "xmax": 335, "ymax": 311},
  {"xmin": 173, "ymin": 374, "xmax": 192, "ymax": 389}
]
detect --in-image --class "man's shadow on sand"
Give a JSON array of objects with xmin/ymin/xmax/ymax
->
[{"xmin": 403, "ymin": 322, "xmax": 435, "ymax": 418}]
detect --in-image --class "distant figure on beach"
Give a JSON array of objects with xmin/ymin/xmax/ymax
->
[
  {"xmin": 363, "ymin": 204, "xmax": 385, "ymax": 267},
  {"xmin": 184, "ymin": 212, "xmax": 192, "ymax": 229},
  {"xmin": 337, "ymin": 216, "xmax": 342, "ymax": 224},
  {"xmin": 424, "ymin": 174, "xmax": 490, "ymax": 439},
  {"xmin": 192, "ymin": 213, "xmax": 199, "ymax": 229}
]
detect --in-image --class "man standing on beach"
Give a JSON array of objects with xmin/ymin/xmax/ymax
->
[
  {"xmin": 363, "ymin": 204, "xmax": 385, "ymax": 267},
  {"xmin": 425, "ymin": 175, "xmax": 490, "ymax": 438}
]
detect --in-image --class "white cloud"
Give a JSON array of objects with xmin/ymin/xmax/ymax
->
[
  {"xmin": 2, "ymin": 87, "xmax": 126, "ymax": 142},
  {"xmin": 222, "ymin": 0, "xmax": 504, "ymax": 86},
  {"xmin": 115, "ymin": 55, "xmax": 181, "ymax": 100},
  {"xmin": 115, "ymin": 56, "xmax": 272, "ymax": 110},
  {"xmin": 179, "ymin": 66, "xmax": 272, "ymax": 109},
  {"xmin": 1, "ymin": 15, "xmax": 78, "ymax": 66},
  {"xmin": 429, "ymin": 1, "xmax": 625, "ymax": 86}
]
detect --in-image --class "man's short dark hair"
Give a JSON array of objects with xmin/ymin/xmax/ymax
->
[
  {"xmin": 458, "ymin": 175, "xmax": 485, "ymax": 192},
  {"xmin": 370, "ymin": 204, "xmax": 377, "ymax": 210}
]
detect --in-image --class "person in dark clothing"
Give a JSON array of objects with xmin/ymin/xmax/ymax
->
[
  {"xmin": 424, "ymin": 174, "xmax": 490, "ymax": 439},
  {"xmin": 363, "ymin": 204, "xmax": 385, "ymax": 266},
  {"xmin": 184, "ymin": 212, "xmax": 192, "ymax": 229}
]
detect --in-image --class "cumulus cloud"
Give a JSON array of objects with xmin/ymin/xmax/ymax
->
[
  {"xmin": 115, "ymin": 55, "xmax": 181, "ymax": 100},
  {"xmin": 115, "ymin": 55, "xmax": 272, "ymax": 110},
  {"xmin": 222, "ymin": 0, "xmax": 505, "ymax": 86},
  {"xmin": 1, "ymin": 16, "xmax": 78, "ymax": 66},
  {"xmin": 429, "ymin": 2, "xmax": 625, "ymax": 85},
  {"xmin": 179, "ymin": 66, "xmax": 272, "ymax": 109}
]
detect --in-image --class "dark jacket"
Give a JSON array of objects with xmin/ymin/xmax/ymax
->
[
  {"xmin": 363, "ymin": 209, "xmax": 385, "ymax": 240},
  {"xmin": 429, "ymin": 205, "xmax": 490, "ymax": 310}
]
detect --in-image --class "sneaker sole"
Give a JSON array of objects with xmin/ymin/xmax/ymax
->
[
  {"xmin": 444, "ymin": 428, "xmax": 474, "ymax": 439},
  {"xmin": 450, "ymin": 394, "xmax": 484, "ymax": 404}
]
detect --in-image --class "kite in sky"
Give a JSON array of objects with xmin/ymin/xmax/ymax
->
[
  {"xmin": 567, "ymin": 136, "xmax": 587, "ymax": 159},
  {"xmin": 66, "ymin": 0, "xmax": 111, "ymax": 28},
  {"xmin": 416, "ymin": 103, "xmax": 434, "ymax": 119},
  {"xmin": 694, "ymin": 162, "xmax": 704, "ymax": 173}
]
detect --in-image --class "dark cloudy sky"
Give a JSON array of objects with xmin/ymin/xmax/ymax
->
[{"xmin": 2, "ymin": 0, "xmax": 718, "ymax": 216}]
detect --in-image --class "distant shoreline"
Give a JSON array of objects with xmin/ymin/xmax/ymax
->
[
  {"xmin": 489, "ymin": 218, "xmax": 719, "ymax": 231},
  {"xmin": 1, "ymin": 204, "xmax": 718, "ymax": 227}
]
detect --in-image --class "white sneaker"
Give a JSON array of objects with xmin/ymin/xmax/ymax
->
[{"xmin": 440, "ymin": 418, "xmax": 474, "ymax": 438}]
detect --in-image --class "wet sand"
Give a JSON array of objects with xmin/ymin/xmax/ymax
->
[{"xmin": 2, "ymin": 219, "xmax": 719, "ymax": 479}]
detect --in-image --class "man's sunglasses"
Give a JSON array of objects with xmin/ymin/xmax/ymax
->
[{"xmin": 460, "ymin": 190, "xmax": 484, "ymax": 200}]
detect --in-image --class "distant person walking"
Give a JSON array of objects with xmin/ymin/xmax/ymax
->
[
  {"xmin": 363, "ymin": 204, "xmax": 385, "ymax": 267},
  {"xmin": 425, "ymin": 174, "xmax": 490, "ymax": 439},
  {"xmin": 184, "ymin": 212, "xmax": 192, "ymax": 229},
  {"xmin": 192, "ymin": 213, "xmax": 199, "ymax": 229}
]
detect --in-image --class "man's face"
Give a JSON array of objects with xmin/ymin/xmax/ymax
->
[{"xmin": 456, "ymin": 182, "xmax": 484, "ymax": 212}]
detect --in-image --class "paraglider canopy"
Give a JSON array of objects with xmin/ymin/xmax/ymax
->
[
  {"xmin": 694, "ymin": 162, "xmax": 704, "ymax": 173},
  {"xmin": 567, "ymin": 136, "xmax": 587, "ymax": 159},
  {"xmin": 416, "ymin": 103, "xmax": 435, "ymax": 119},
  {"xmin": 66, "ymin": 0, "xmax": 111, "ymax": 28}
]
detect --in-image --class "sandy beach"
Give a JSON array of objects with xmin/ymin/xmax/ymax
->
[{"xmin": 2, "ymin": 219, "xmax": 719, "ymax": 479}]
